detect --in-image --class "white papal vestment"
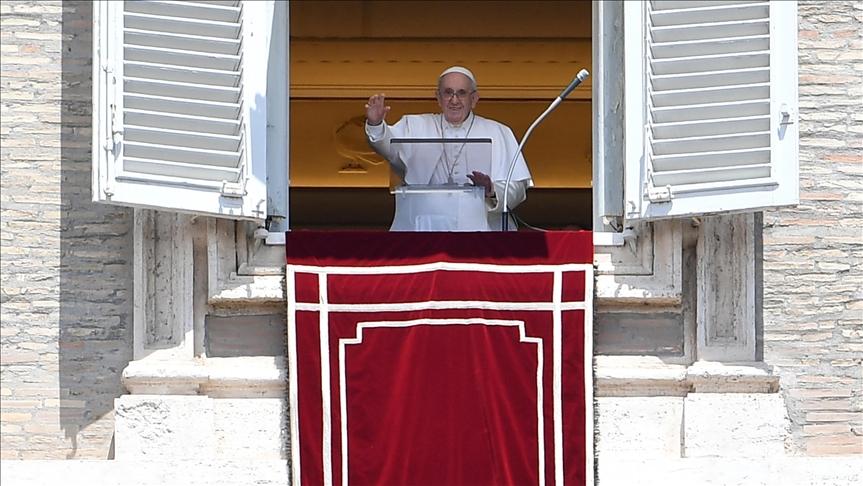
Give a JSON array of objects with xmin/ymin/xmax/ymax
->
[{"xmin": 366, "ymin": 112, "xmax": 533, "ymax": 231}]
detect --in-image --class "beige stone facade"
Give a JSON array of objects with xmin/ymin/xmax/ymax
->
[
  {"xmin": 762, "ymin": 0, "xmax": 863, "ymax": 456},
  {"xmin": 1, "ymin": 0, "xmax": 861, "ymax": 484},
  {"xmin": 1, "ymin": 0, "xmax": 132, "ymax": 460}
]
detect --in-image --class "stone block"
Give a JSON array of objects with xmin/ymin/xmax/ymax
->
[
  {"xmin": 0, "ymin": 459, "xmax": 292, "ymax": 486},
  {"xmin": 596, "ymin": 396, "xmax": 683, "ymax": 458},
  {"xmin": 114, "ymin": 395, "xmax": 215, "ymax": 460},
  {"xmin": 597, "ymin": 456, "xmax": 863, "ymax": 486},
  {"xmin": 213, "ymin": 398, "xmax": 288, "ymax": 460},
  {"xmin": 683, "ymin": 393, "xmax": 789, "ymax": 458}
]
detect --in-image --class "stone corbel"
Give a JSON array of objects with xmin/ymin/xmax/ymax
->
[
  {"xmin": 594, "ymin": 220, "xmax": 683, "ymax": 305},
  {"xmin": 206, "ymin": 219, "xmax": 284, "ymax": 306}
]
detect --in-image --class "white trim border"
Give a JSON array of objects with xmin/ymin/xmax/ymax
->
[
  {"xmin": 286, "ymin": 261, "xmax": 595, "ymax": 486},
  {"xmin": 338, "ymin": 318, "xmax": 545, "ymax": 486}
]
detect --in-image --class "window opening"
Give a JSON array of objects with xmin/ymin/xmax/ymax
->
[{"xmin": 288, "ymin": 0, "xmax": 593, "ymax": 230}]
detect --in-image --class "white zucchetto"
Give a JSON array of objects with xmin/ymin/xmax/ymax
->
[{"xmin": 438, "ymin": 66, "xmax": 476, "ymax": 85}]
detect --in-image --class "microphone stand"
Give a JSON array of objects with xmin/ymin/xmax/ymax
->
[{"xmin": 502, "ymin": 69, "xmax": 590, "ymax": 231}]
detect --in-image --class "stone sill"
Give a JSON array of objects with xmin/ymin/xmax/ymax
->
[
  {"xmin": 122, "ymin": 355, "xmax": 778, "ymax": 398},
  {"xmin": 597, "ymin": 457, "xmax": 863, "ymax": 486},
  {"xmin": 0, "ymin": 460, "xmax": 290, "ymax": 486},
  {"xmin": 208, "ymin": 273, "xmax": 684, "ymax": 307},
  {"xmin": 3, "ymin": 457, "xmax": 859, "ymax": 486},
  {"xmin": 595, "ymin": 356, "xmax": 780, "ymax": 396},
  {"xmin": 209, "ymin": 274, "xmax": 285, "ymax": 306},
  {"xmin": 122, "ymin": 357, "xmax": 286, "ymax": 398}
]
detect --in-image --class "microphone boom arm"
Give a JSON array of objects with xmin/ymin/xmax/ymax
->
[
  {"xmin": 501, "ymin": 100, "xmax": 562, "ymax": 230},
  {"xmin": 501, "ymin": 69, "xmax": 589, "ymax": 231}
]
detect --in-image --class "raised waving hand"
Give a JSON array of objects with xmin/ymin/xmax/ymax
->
[{"xmin": 365, "ymin": 93, "xmax": 391, "ymax": 126}]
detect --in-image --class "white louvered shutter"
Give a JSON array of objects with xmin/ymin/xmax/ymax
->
[
  {"xmin": 93, "ymin": 0, "xmax": 273, "ymax": 220},
  {"xmin": 622, "ymin": 0, "xmax": 798, "ymax": 221}
]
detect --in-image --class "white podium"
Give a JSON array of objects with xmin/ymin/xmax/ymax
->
[
  {"xmin": 388, "ymin": 137, "xmax": 492, "ymax": 232},
  {"xmin": 390, "ymin": 185, "xmax": 488, "ymax": 232}
]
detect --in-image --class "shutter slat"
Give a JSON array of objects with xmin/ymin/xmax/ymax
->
[
  {"xmin": 124, "ymin": 0, "xmax": 241, "ymax": 23},
  {"xmin": 125, "ymin": 125, "xmax": 242, "ymax": 152},
  {"xmin": 650, "ymin": 3, "xmax": 769, "ymax": 27},
  {"xmin": 125, "ymin": 61, "xmax": 240, "ymax": 87},
  {"xmin": 651, "ymin": 35, "xmax": 769, "ymax": 58},
  {"xmin": 124, "ymin": 157, "xmax": 241, "ymax": 182},
  {"xmin": 651, "ymin": 19, "xmax": 768, "ymax": 43},
  {"xmin": 125, "ymin": 29, "xmax": 241, "ymax": 56},
  {"xmin": 192, "ymin": 0, "xmax": 241, "ymax": 6},
  {"xmin": 651, "ymin": 67, "xmax": 768, "ymax": 91},
  {"xmin": 125, "ymin": 109, "xmax": 240, "ymax": 136},
  {"xmin": 652, "ymin": 131, "xmax": 770, "ymax": 156},
  {"xmin": 652, "ymin": 115, "xmax": 769, "ymax": 139},
  {"xmin": 125, "ymin": 93, "xmax": 240, "ymax": 120},
  {"xmin": 652, "ymin": 163, "xmax": 771, "ymax": 186},
  {"xmin": 193, "ymin": 0, "xmax": 241, "ymax": 7},
  {"xmin": 650, "ymin": 51, "xmax": 768, "ymax": 76},
  {"xmin": 125, "ymin": 78, "xmax": 241, "ymax": 103},
  {"xmin": 652, "ymin": 1, "xmax": 757, "ymax": 10},
  {"xmin": 125, "ymin": 12, "xmax": 240, "ymax": 39},
  {"xmin": 124, "ymin": 141, "xmax": 242, "ymax": 168},
  {"xmin": 652, "ymin": 99, "xmax": 769, "ymax": 123},
  {"xmin": 652, "ymin": 147, "xmax": 770, "ymax": 172},
  {"xmin": 125, "ymin": 45, "xmax": 240, "ymax": 71},
  {"xmin": 652, "ymin": 84, "xmax": 769, "ymax": 107}
]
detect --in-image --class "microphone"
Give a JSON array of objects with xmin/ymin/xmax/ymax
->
[{"xmin": 501, "ymin": 69, "xmax": 590, "ymax": 231}]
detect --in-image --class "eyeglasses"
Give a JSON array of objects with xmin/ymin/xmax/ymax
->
[{"xmin": 439, "ymin": 88, "xmax": 476, "ymax": 100}]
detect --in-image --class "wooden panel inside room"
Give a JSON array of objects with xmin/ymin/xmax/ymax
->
[{"xmin": 289, "ymin": 0, "xmax": 592, "ymax": 229}]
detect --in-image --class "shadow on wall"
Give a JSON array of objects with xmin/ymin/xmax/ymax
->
[{"xmin": 59, "ymin": 1, "xmax": 134, "ymax": 458}]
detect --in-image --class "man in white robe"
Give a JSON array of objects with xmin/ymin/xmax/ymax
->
[{"xmin": 365, "ymin": 66, "xmax": 533, "ymax": 231}]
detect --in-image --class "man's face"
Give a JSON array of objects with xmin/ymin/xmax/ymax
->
[{"xmin": 436, "ymin": 73, "xmax": 479, "ymax": 124}]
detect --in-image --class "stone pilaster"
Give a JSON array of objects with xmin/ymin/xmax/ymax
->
[
  {"xmin": 133, "ymin": 209, "xmax": 194, "ymax": 362},
  {"xmin": 696, "ymin": 213, "xmax": 756, "ymax": 362}
]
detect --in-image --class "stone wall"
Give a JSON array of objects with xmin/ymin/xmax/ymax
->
[
  {"xmin": 1, "ymin": 0, "xmax": 861, "ymax": 465},
  {"xmin": 762, "ymin": 0, "xmax": 863, "ymax": 455},
  {"xmin": 0, "ymin": 1, "xmax": 133, "ymax": 459}
]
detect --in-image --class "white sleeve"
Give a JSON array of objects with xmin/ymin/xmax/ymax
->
[
  {"xmin": 485, "ymin": 179, "xmax": 529, "ymax": 213},
  {"xmin": 365, "ymin": 120, "xmax": 406, "ymax": 176},
  {"xmin": 365, "ymin": 121, "xmax": 387, "ymax": 142}
]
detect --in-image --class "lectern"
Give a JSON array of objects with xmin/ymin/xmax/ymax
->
[
  {"xmin": 390, "ymin": 185, "xmax": 487, "ymax": 231},
  {"xmin": 389, "ymin": 137, "xmax": 492, "ymax": 231}
]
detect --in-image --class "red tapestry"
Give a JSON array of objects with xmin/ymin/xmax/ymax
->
[{"xmin": 286, "ymin": 231, "xmax": 594, "ymax": 486}]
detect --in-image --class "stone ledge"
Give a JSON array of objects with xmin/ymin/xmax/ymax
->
[
  {"xmin": 3, "ymin": 457, "xmax": 860, "ymax": 486},
  {"xmin": 0, "ymin": 460, "xmax": 290, "ymax": 486},
  {"xmin": 122, "ymin": 357, "xmax": 286, "ymax": 398},
  {"xmin": 208, "ymin": 274, "xmax": 285, "ymax": 306},
  {"xmin": 123, "ymin": 355, "xmax": 781, "ymax": 398},
  {"xmin": 597, "ymin": 456, "xmax": 863, "ymax": 486},
  {"xmin": 686, "ymin": 360, "xmax": 779, "ymax": 393},
  {"xmin": 595, "ymin": 356, "xmax": 780, "ymax": 396}
]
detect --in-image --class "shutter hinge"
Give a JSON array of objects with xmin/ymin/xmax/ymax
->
[
  {"xmin": 780, "ymin": 103, "xmax": 796, "ymax": 126},
  {"xmin": 220, "ymin": 179, "xmax": 247, "ymax": 198},
  {"xmin": 110, "ymin": 103, "xmax": 123, "ymax": 145},
  {"xmin": 103, "ymin": 64, "xmax": 123, "ymax": 149},
  {"xmin": 646, "ymin": 183, "xmax": 673, "ymax": 203}
]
